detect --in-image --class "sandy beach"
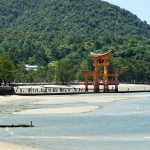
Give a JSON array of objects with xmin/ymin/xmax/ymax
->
[
  {"xmin": 0, "ymin": 141, "xmax": 37, "ymax": 150},
  {"xmin": 0, "ymin": 83, "xmax": 150, "ymax": 150}
]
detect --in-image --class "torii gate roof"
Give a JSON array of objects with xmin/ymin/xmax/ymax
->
[{"xmin": 89, "ymin": 50, "xmax": 115, "ymax": 58}]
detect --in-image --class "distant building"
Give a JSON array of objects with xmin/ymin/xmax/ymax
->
[{"xmin": 25, "ymin": 64, "xmax": 38, "ymax": 71}]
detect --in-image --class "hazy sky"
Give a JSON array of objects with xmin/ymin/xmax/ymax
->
[{"xmin": 103, "ymin": 0, "xmax": 150, "ymax": 24}]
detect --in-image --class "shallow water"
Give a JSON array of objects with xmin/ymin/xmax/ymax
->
[{"xmin": 0, "ymin": 94, "xmax": 150, "ymax": 150}]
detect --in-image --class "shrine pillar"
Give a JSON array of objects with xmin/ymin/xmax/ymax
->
[
  {"xmin": 114, "ymin": 70, "xmax": 119, "ymax": 92},
  {"xmin": 93, "ymin": 59, "xmax": 99, "ymax": 92},
  {"xmin": 103, "ymin": 59, "xmax": 109, "ymax": 92},
  {"xmin": 84, "ymin": 70, "xmax": 89, "ymax": 92}
]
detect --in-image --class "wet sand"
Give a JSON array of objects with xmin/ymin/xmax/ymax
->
[
  {"xmin": 0, "ymin": 141, "xmax": 37, "ymax": 150},
  {"xmin": 13, "ymin": 106, "xmax": 101, "ymax": 114},
  {"xmin": 0, "ymin": 84, "xmax": 150, "ymax": 150}
]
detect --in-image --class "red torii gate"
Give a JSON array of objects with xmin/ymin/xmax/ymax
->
[{"xmin": 84, "ymin": 51, "xmax": 119, "ymax": 92}]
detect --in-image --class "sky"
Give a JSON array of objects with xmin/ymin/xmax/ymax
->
[{"xmin": 103, "ymin": 0, "xmax": 150, "ymax": 24}]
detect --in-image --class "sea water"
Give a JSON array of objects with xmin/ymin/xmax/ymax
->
[{"xmin": 0, "ymin": 94, "xmax": 150, "ymax": 150}]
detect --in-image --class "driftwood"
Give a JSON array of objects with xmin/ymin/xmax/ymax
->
[{"xmin": 0, "ymin": 121, "xmax": 34, "ymax": 128}]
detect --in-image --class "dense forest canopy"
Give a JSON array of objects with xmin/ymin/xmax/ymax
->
[{"xmin": 0, "ymin": 0, "xmax": 150, "ymax": 83}]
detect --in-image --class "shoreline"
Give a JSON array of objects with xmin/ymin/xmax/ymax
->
[
  {"xmin": 0, "ymin": 141, "xmax": 38, "ymax": 150},
  {"xmin": 12, "ymin": 83, "xmax": 150, "ymax": 95},
  {"xmin": 0, "ymin": 84, "xmax": 150, "ymax": 150}
]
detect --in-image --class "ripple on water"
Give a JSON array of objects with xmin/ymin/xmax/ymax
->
[{"xmin": 0, "ymin": 96, "xmax": 150, "ymax": 150}]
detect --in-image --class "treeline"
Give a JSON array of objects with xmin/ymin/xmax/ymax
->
[
  {"xmin": 1, "ymin": 30, "xmax": 150, "ymax": 66},
  {"xmin": 1, "ymin": 53, "xmax": 150, "ymax": 84},
  {"xmin": 1, "ymin": 0, "xmax": 150, "ymax": 83}
]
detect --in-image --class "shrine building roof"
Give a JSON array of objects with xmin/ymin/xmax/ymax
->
[{"xmin": 89, "ymin": 50, "xmax": 115, "ymax": 58}]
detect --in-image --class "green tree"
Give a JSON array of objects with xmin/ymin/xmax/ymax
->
[
  {"xmin": 56, "ymin": 59, "xmax": 74, "ymax": 84},
  {"xmin": 0, "ymin": 53, "xmax": 15, "ymax": 82},
  {"xmin": 15, "ymin": 62, "xmax": 27, "ymax": 82}
]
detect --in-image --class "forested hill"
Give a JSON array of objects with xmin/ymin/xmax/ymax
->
[
  {"xmin": 1, "ymin": 0, "xmax": 150, "ymax": 66},
  {"xmin": 1, "ymin": 0, "xmax": 150, "ymax": 37}
]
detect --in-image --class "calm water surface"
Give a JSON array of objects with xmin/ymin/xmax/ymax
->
[{"xmin": 0, "ymin": 94, "xmax": 150, "ymax": 150}]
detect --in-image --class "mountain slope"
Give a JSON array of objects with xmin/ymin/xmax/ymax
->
[
  {"xmin": 1, "ymin": 0, "xmax": 150, "ymax": 37},
  {"xmin": 0, "ymin": 0, "xmax": 150, "ymax": 65}
]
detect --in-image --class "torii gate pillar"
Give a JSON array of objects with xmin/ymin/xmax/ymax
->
[{"xmin": 93, "ymin": 59, "xmax": 99, "ymax": 92}]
